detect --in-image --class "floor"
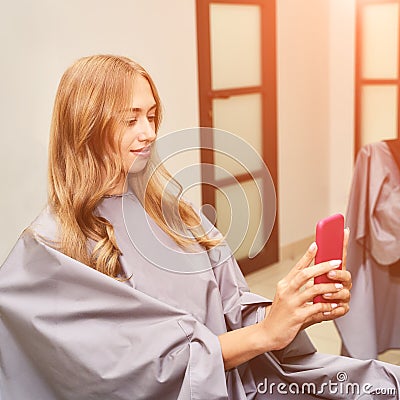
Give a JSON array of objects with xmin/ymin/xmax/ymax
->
[{"xmin": 245, "ymin": 252, "xmax": 400, "ymax": 366}]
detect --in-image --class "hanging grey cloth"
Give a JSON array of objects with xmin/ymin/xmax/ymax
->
[{"xmin": 335, "ymin": 141, "xmax": 400, "ymax": 360}]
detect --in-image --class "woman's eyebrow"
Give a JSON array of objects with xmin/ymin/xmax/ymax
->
[{"xmin": 128, "ymin": 104, "xmax": 157, "ymax": 113}]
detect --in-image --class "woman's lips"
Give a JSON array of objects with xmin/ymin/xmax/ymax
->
[{"xmin": 130, "ymin": 146, "xmax": 151, "ymax": 156}]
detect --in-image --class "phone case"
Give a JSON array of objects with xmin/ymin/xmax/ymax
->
[{"xmin": 313, "ymin": 213, "xmax": 344, "ymax": 303}]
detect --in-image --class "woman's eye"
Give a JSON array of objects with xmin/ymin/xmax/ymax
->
[
  {"xmin": 147, "ymin": 115, "xmax": 156, "ymax": 123},
  {"xmin": 126, "ymin": 119, "xmax": 137, "ymax": 126}
]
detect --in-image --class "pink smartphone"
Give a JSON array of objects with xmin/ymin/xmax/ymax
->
[{"xmin": 313, "ymin": 213, "xmax": 344, "ymax": 303}]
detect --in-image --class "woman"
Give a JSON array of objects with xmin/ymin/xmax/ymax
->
[{"xmin": 0, "ymin": 55, "xmax": 398, "ymax": 399}]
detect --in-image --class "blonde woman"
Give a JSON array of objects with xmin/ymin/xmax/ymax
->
[{"xmin": 0, "ymin": 55, "xmax": 399, "ymax": 400}]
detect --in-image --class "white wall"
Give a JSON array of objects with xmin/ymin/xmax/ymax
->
[
  {"xmin": 277, "ymin": 0, "xmax": 331, "ymax": 246},
  {"xmin": 0, "ymin": 0, "xmax": 200, "ymax": 263},
  {"xmin": 277, "ymin": 0, "xmax": 356, "ymax": 247},
  {"xmin": 329, "ymin": 0, "xmax": 356, "ymax": 215},
  {"xmin": 0, "ymin": 0, "xmax": 357, "ymax": 263}
]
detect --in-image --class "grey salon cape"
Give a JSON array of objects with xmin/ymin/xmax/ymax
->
[
  {"xmin": 335, "ymin": 141, "xmax": 400, "ymax": 360},
  {"xmin": 1, "ymin": 192, "xmax": 400, "ymax": 399}
]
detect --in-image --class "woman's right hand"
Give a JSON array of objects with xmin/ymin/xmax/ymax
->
[
  {"xmin": 258, "ymin": 242, "xmax": 345, "ymax": 352},
  {"xmin": 219, "ymin": 239, "xmax": 350, "ymax": 370}
]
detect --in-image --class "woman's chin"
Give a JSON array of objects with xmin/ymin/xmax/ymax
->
[{"xmin": 128, "ymin": 158, "xmax": 149, "ymax": 174}]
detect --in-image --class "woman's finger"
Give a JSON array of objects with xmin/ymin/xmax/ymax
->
[
  {"xmin": 326, "ymin": 269, "xmax": 352, "ymax": 289},
  {"xmin": 322, "ymin": 288, "xmax": 351, "ymax": 303},
  {"xmin": 295, "ymin": 242, "xmax": 318, "ymax": 270},
  {"xmin": 290, "ymin": 259, "xmax": 342, "ymax": 291},
  {"xmin": 299, "ymin": 300, "xmax": 339, "ymax": 321},
  {"xmin": 304, "ymin": 303, "xmax": 348, "ymax": 325},
  {"xmin": 299, "ymin": 281, "xmax": 344, "ymax": 305},
  {"xmin": 284, "ymin": 242, "xmax": 317, "ymax": 283}
]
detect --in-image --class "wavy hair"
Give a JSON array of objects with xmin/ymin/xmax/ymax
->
[{"xmin": 48, "ymin": 55, "xmax": 219, "ymax": 278}]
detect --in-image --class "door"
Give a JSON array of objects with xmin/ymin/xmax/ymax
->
[
  {"xmin": 196, "ymin": 0, "xmax": 278, "ymax": 274},
  {"xmin": 355, "ymin": 0, "xmax": 400, "ymax": 155}
]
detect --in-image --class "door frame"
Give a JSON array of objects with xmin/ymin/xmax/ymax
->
[{"xmin": 196, "ymin": 0, "xmax": 279, "ymax": 274}]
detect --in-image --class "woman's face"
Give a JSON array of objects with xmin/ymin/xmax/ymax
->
[{"xmin": 120, "ymin": 74, "xmax": 157, "ymax": 174}]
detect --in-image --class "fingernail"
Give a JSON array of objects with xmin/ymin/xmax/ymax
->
[
  {"xmin": 328, "ymin": 270, "xmax": 337, "ymax": 278},
  {"xmin": 331, "ymin": 303, "xmax": 338, "ymax": 309},
  {"xmin": 330, "ymin": 260, "xmax": 342, "ymax": 267},
  {"xmin": 323, "ymin": 293, "xmax": 333, "ymax": 298},
  {"xmin": 308, "ymin": 242, "xmax": 317, "ymax": 252},
  {"xmin": 335, "ymin": 283, "xmax": 343, "ymax": 289},
  {"xmin": 345, "ymin": 227, "xmax": 350, "ymax": 233},
  {"xmin": 323, "ymin": 311, "xmax": 331, "ymax": 316}
]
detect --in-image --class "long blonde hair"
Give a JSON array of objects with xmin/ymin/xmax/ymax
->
[{"xmin": 48, "ymin": 54, "xmax": 219, "ymax": 278}]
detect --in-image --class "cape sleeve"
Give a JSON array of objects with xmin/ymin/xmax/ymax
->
[
  {"xmin": 0, "ymin": 232, "xmax": 228, "ymax": 400},
  {"xmin": 201, "ymin": 216, "xmax": 316, "ymax": 362}
]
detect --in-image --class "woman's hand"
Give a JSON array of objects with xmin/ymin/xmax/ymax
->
[
  {"xmin": 218, "ymin": 229, "xmax": 352, "ymax": 369},
  {"xmin": 259, "ymin": 228, "xmax": 352, "ymax": 351},
  {"xmin": 302, "ymin": 227, "xmax": 352, "ymax": 328}
]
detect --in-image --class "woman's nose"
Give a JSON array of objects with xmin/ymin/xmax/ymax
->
[{"xmin": 138, "ymin": 120, "xmax": 156, "ymax": 143}]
